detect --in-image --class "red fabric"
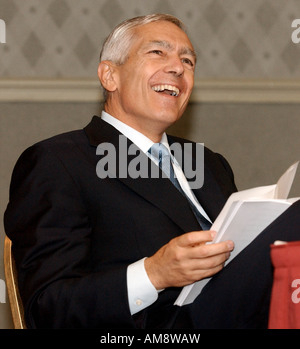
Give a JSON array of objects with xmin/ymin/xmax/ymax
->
[{"xmin": 268, "ymin": 241, "xmax": 300, "ymax": 329}]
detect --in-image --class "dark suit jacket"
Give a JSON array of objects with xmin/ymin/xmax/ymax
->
[{"xmin": 4, "ymin": 115, "xmax": 238, "ymax": 329}]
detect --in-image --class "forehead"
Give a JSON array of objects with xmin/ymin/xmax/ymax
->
[{"xmin": 131, "ymin": 21, "xmax": 195, "ymax": 54}]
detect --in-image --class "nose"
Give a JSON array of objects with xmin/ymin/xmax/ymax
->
[{"xmin": 164, "ymin": 55, "xmax": 184, "ymax": 76}]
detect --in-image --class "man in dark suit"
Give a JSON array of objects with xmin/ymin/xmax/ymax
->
[{"xmin": 4, "ymin": 14, "xmax": 300, "ymax": 329}]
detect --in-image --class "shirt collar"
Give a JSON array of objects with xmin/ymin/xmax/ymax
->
[{"xmin": 101, "ymin": 111, "xmax": 169, "ymax": 153}]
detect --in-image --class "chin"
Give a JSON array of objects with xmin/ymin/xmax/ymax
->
[{"xmin": 156, "ymin": 114, "xmax": 182, "ymax": 128}]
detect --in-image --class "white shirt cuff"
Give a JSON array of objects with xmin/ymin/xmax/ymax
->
[{"xmin": 127, "ymin": 257, "xmax": 159, "ymax": 315}]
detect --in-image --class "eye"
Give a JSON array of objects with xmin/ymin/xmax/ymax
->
[
  {"xmin": 181, "ymin": 57, "xmax": 194, "ymax": 67},
  {"xmin": 149, "ymin": 50, "xmax": 163, "ymax": 55}
]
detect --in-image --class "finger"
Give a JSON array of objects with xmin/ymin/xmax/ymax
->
[
  {"xmin": 189, "ymin": 263, "xmax": 225, "ymax": 281},
  {"xmin": 175, "ymin": 250, "xmax": 230, "ymax": 284},
  {"xmin": 177, "ymin": 230, "xmax": 216, "ymax": 248},
  {"xmin": 187, "ymin": 239, "xmax": 234, "ymax": 260},
  {"xmin": 191, "ymin": 248, "xmax": 230, "ymax": 269}
]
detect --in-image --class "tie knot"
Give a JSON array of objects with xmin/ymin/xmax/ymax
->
[{"xmin": 148, "ymin": 143, "xmax": 170, "ymax": 163}]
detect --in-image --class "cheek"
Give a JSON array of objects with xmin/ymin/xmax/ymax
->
[
  {"xmin": 119, "ymin": 69, "xmax": 148, "ymax": 98},
  {"xmin": 185, "ymin": 72, "xmax": 194, "ymax": 92},
  {"xmin": 118, "ymin": 80, "xmax": 149, "ymax": 113}
]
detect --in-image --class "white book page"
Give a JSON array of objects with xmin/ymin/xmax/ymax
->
[
  {"xmin": 212, "ymin": 161, "xmax": 299, "ymax": 234},
  {"xmin": 211, "ymin": 185, "xmax": 276, "ymax": 233},
  {"xmin": 275, "ymin": 161, "xmax": 299, "ymax": 199},
  {"xmin": 174, "ymin": 161, "xmax": 299, "ymax": 306},
  {"xmin": 175, "ymin": 200, "xmax": 293, "ymax": 306}
]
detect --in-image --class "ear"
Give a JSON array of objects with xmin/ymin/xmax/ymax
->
[{"xmin": 97, "ymin": 61, "xmax": 118, "ymax": 93}]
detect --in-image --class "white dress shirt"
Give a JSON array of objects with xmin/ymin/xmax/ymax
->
[{"xmin": 100, "ymin": 111, "xmax": 211, "ymax": 315}]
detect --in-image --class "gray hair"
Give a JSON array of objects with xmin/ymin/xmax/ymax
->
[{"xmin": 99, "ymin": 14, "xmax": 187, "ymax": 100}]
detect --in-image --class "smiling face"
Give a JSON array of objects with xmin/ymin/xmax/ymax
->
[{"xmin": 98, "ymin": 20, "xmax": 196, "ymax": 141}]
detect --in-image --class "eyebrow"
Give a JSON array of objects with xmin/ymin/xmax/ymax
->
[{"xmin": 146, "ymin": 40, "xmax": 197, "ymax": 61}]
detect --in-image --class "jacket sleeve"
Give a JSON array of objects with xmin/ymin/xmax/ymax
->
[{"xmin": 4, "ymin": 143, "xmax": 136, "ymax": 329}]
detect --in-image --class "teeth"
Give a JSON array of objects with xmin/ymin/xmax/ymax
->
[{"xmin": 152, "ymin": 84, "xmax": 180, "ymax": 96}]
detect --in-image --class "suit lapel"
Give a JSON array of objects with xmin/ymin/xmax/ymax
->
[
  {"xmin": 167, "ymin": 135, "xmax": 231, "ymax": 223},
  {"xmin": 84, "ymin": 116, "xmax": 200, "ymax": 233},
  {"xmin": 193, "ymin": 166, "xmax": 229, "ymax": 222}
]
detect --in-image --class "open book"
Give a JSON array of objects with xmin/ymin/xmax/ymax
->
[{"xmin": 174, "ymin": 161, "xmax": 299, "ymax": 306}]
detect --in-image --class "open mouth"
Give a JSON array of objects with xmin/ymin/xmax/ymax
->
[{"xmin": 152, "ymin": 84, "xmax": 180, "ymax": 97}]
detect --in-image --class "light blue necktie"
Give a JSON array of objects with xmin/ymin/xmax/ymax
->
[{"xmin": 148, "ymin": 143, "xmax": 212, "ymax": 230}]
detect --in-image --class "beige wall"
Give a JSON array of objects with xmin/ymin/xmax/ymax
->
[
  {"xmin": 1, "ymin": 0, "xmax": 300, "ymax": 329},
  {"xmin": 1, "ymin": 0, "xmax": 300, "ymax": 79}
]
